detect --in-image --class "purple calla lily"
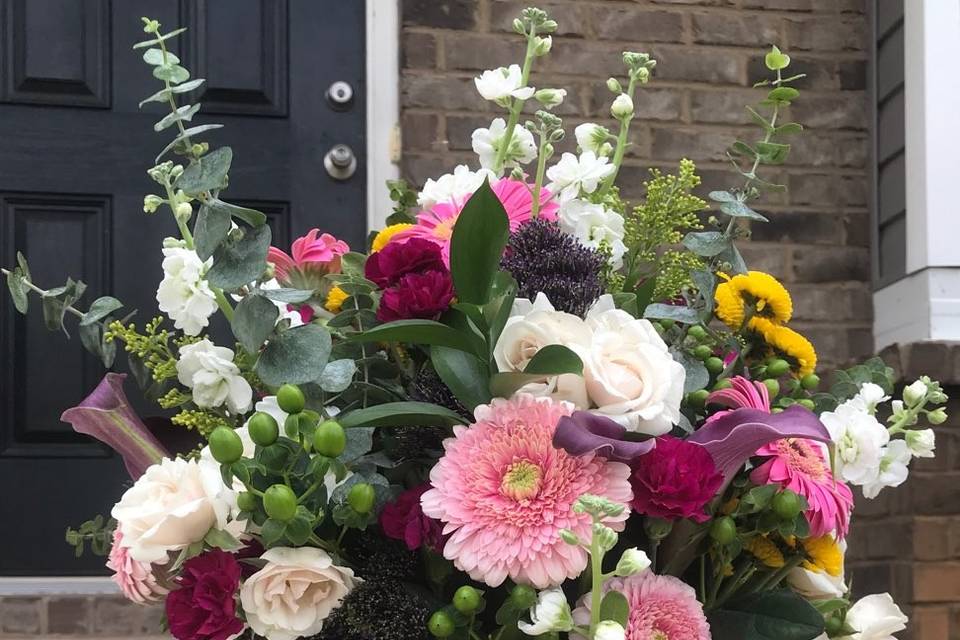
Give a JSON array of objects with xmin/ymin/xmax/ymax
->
[
  {"xmin": 61, "ymin": 373, "xmax": 169, "ymax": 480},
  {"xmin": 687, "ymin": 405, "xmax": 831, "ymax": 482},
  {"xmin": 553, "ymin": 410, "xmax": 656, "ymax": 463}
]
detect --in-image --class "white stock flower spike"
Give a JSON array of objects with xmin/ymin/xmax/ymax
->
[
  {"xmin": 176, "ymin": 339, "xmax": 253, "ymax": 414},
  {"xmin": 517, "ymin": 587, "xmax": 574, "ymax": 635},
  {"xmin": 559, "ymin": 199, "xmax": 628, "ymax": 269},
  {"xmin": 156, "ymin": 241, "xmax": 218, "ymax": 336},
  {"xmin": 546, "ymin": 151, "xmax": 616, "ymax": 202},
  {"xmin": 474, "ymin": 64, "xmax": 535, "ymax": 106},
  {"xmin": 472, "ymin": 118, "xmax": 537, "ymax": 171}
]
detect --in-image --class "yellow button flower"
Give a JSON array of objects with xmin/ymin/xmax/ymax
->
[
  {"xmin": 325, "ymin": 286, "xmax": 349, "ymax": 313},
  {"xmin": 371, "ymin": 223, "xmax": 413, "ymax": 252},
  {"xmin": 744, "ymin": 535, "xmax": 785, "ymax": 568},
  {"xmin": 714, "ymin": 271, "xmax": 792, "ymax": 330},
  {"xmin": 752, "ymin": 317, "xmax": 818, "ymax": 378}
]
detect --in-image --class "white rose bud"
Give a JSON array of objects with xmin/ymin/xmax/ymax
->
[
  {"xmin": 906, "ymin": 428, "xmax": 936, "ymax": 458},
  {"xmin": 594, "ymin": 620, "xmax": 627, "ymax": 640},
  {"xmin": 611, "ymin": 93, "xmax": 634, "ymax": 119},
  {"xmin": 534, "ymin": 87, "xmax": 566, "ymax": 109},
  {"xmin": 533, "ymin": 35, "xmax": 552, "ymax": 56},
  {"xmin": 903, "ymin": 379, "xmax": 928, "ymax": 407},
  {"xmin": 614, "ymin": 547, "xmax": 652, "ymax": 576}
]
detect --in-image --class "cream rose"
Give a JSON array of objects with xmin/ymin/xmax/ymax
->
[
  {"xmin": 240, "ymin": 547, "xmax": 358, "ymax": 640},
  {"xmin": 582, "ymin": 298, "xmax": 685, "ymax": 435},
  {"xmin": 111, "ymin": 457, "xmax": 234, "ymax": 564}
]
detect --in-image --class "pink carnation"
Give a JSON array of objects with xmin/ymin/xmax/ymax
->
[
  {"xmin": 420, "ymin": 394, "xmax": 633, "ymax": 589},
  {"xmin": 630, "ymin": 436, "xmax": 723, "ymax": 523},
  {"xmin": 396, "ymin": 179, "xmax": 559, "ymax": 265},
  {"xmin": 106, "ymin": 529, "xmax": 168, "ymax": 604},
  {"xmin": 267, "ymin": 229, "xmax": 348, "ymax": 286},
  {"xmin": 573, "ymin": 573, "xmax": 711, "ymax": 640},
  {"xmin": 751, "ymin": 438, "xmax": 854, "ymax": 538}
]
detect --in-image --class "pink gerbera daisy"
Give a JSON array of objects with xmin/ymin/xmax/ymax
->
[
  {"xmin": 751, "ymin": 438, "xmax": 854, "ymax": 538},
  {"xmin": 267, "ymin": 228, "xmax": 349, "ymax": 288},
  {"xmin": 573, "ymin": 573, "xmax": 711, "ymax": 640},
  {"xmin": 396, "ymin": 179, "xmax": 559, "ymax": 265},
  {"xmin": 107, "ymin": 529, "xmax": 169, "ymax": 604},
  {"xmin": 420, "ymin": 394, "xmax": 633, "ymax": 589}
]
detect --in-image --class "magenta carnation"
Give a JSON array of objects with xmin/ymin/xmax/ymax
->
[
  {"xmin": 420, "ymin": 394, "xmax": 633, "ymax": 588},
  {"xmin": 106, "ymin": 529, "xmax": 168, "ymax": 604},
  {"xmin": 364, "ymin": 237, "xmax": 447, "ymax": 288},
  {"xmin": 751, "ymin": 438, "xmax": 854, "ymax": 538},
  {"xmin": 573, "ymin": 573, "xmax": 711, "ymax": 640},
  {"xmin": 165, "ymin": 549, "xmax": 245, "ymax": 640},
  {"xmin": 380, "ymin": 484, "xmax": 445, "ymax": 551},
  {"xmin": 396, "ymin": 179, "xmax": 559, "ymax": 265},
  {"xmin": 629, "ymin": 436, "xmax": 722, "ymax": 523},
  {"xmin": 377, "ymin": 270, "xmax": 455, "ymax": 322}
]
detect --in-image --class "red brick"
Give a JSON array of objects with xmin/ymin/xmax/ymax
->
[
  {"xmin": 594, "ymin": 8, "xmax": 686, "ymax": 44},
  {"xmin": 691, "ymin": 12, "xmax": 783, "ymax": 47},
  {"xmin": 912, "ymin": 606, "xmax": 951, "ymax": 640},
  {"xmin": 914, "ymin": 563, "xmax": 960, "ymax": 603}
]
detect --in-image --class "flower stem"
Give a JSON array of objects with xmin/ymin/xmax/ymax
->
[
  {"xmin": 600, "ymin": 75, "xmax": 638, "ymax": 195},
  {"xmin": 493, "ymin": 28, "xmax": 538, "ymax": 174},
  {"xmin": 0, "ymin": 269, "xmax": 86, "ymax": 319},
  {"xmin": 213, "ymin": 289, "xmax": 234, "ymax": 323},
  {"xmin": 589, "ymin": 532, "xmax": 604, "ymax": 636},
  {"xmin": 530, "ymin": 133, "xmax": 550, "ymax": 217}
]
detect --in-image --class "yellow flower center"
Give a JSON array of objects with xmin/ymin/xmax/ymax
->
[{"xmin": 501, "ymin": 460, "xmax": 542, "ymax": 501}]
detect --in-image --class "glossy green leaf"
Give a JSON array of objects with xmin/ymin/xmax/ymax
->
[
  {"xmin": 431, "ymin": 345, "xmax": 490, "ymax": 410},
  {"xmin": 338, "ymin": 402, "xmax": 465, "ymax": 429},
  {"xmin": 350, "ymin": 319, "xmax": 479, "ymax": 354},
  {"xmin": 193, "ymin": 202, "xmax": 232, "ymax": 260},
  {"xmin": 523, "ymin": 344, "xmax": 583, "ymax": 376},
  {"xmin": 231, "ymin": 294, "xmax": 278, "ymax": 353},
  {"xmin": 177, "ymin": 147, "xmax": 233, "ymax": 195},
  {"xmin": 708, "ymin": 590, "xmax": 825, "ymax": 640},
  {"xmin": 255, "ymin": 324, "xmax": 332, "ymax": 386},
  {"xmin": 206, "ymin": 224, "xmax": 271, "ymax": 290},
  {"xmin": 600, "ymin": 591, "xmax": 629, "ymax": 627},
  {"xmin": 449, "ymin": 179, "xmax": 510, "ymax": 304}
]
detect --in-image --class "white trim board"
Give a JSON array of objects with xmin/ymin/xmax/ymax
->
[
  {"xmin": 0, "ymin": 577, "xmax": 119, "ymax": 596},
  {"xmin": 874, "ymin": 268, "xmax": 960, "ymax": 350},
  {"xmin": 365, "ymin": 0, "xmax": 401, "ymax": 232}
]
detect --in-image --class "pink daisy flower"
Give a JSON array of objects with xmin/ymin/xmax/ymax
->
[
  {"xmin": 420, "ymin": 394, "xmax": 633, "ymax": 589},
  {"xmin": 706, "ymin": 375, "xmax": 770, "ymax": 422},
  {"xmin": 751, "ymin": 438, "xmax": 854, "ymax": 538},
  {"xmin": 396, "ymin": 179, "xmax": 559, "ymax": 265},
  {"xmin": 267, "ymin": 228, "xmax": 349, "ymax": 286},
  {"xmin": 573, "ymin": 573, "xmax": 711, "ymax": 640},
  {"xmin": 106, "ymin": 529, "xmax": 169, "ymax": 604}
]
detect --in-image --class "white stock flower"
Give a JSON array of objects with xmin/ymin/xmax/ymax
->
[
  {"xmin": 558, "ymin": 199, "xmax": 628, "ymax": 268},
  {"xmin": 821, "ymin": 402, "xmax": 889, "ymax": 487},
  {"xmin": 472, "ymin": 118, "xmax": 538, "ymax": 172},
  {"xmin": 176, "ymin": 339, "xmax": 253, "ymax": 414},
  {"xmin": 474, "ymin": 64, "xmax": 535, "ymax": 104},
  {"xmin": 851, "ymin": 382, "xmax": 889, "ymax": 414},
  {"xmin": 240, "ymin": 547, "xmax": 358, "ymax": 640},
  {"xmin": 417, "ymin": 164, "xmax": 497, "ymax": 208},
  {"xmin": 574, "ymin": 123, "xmax": 610, "ymax": 154},
  {"xmin": 903, "ymin": 379, "xmax": 927, "ymax": 407},
  {"xmin": 614, "ymin": 547, "xmax": 651, "ymax": 576},
  {"xmin": 611, "ymin": 93, "xmax": 634, "ymax": 119},
  {"xmin": 518, "ymin": 587, "xmax": 574, "ymax": 635},
  {"xmin": 111, "ymin": 457, "xmax": 234, "ymax": 563},
  {"xmin": 583, "ymin": 296, "xmax": 685, "ymax": 435},
  {"xmin": 861, "ymin": 440, "xmax": 912, "ymax": 499},
  {"xmin": 534, "ymin": 87, "xmax": 566, "ymax": 109},
  {"xmin": 838, "ymin": 593, "xmax": 908, "ymax": 640},
  {"xmin": 156, "ymin": 241, "xmax": 218, "ymax": 336},
  {"xmin": 906, "ymin": 428, "xmax": 936, "ymax": 458},
  {"xmin": 546, "ymin": 151, "xmax": 615, "ymax": 203},
  {"xmin": 594, "ymin": 620, "xmax": 627, "ymax": 640}
]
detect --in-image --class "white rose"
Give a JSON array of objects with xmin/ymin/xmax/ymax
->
[
  {"xmin": 558, "ymin": 199, "xmax": 628, "ymax": 269},
  {"xmin": 156, "ymin": 241, "xmax": 218, "ymax": 336},
  {"xmin": 582, "ymin": 298, "xmax": 685, "ymax": 435},
  {"xmin": 838, "ymin": 593, "xmax": 907, "ymax": 640},
  {"xmin": 518, "ymin": 588, "xmax": 573, "ymax": 635},
  {"xmin": 861, "ymin": 440, "xmax": 912, "ymax": 499},
  {"xmin": 493, "ymin": 293, "xmax": 591, "ymax": 407},
  {"xmin": 906, "ymin": 428, "xmax": 936, "ymax": 458},
  {"xmin": 821, "ymin": 403, "xmax": 889, "ymax": 487},
  {"xmin": 111, "ymin": 457, "xmax": 234, "ymax": 564},
  {"xmin": 176, "ymin": 339, "xmax": 253, "ymax": 414},
  {"xmin": 474, "ymin": 64, "xmax": 534, "ymax": 105},
  {"xmin": 417, "ymin": 164, "xmax": 497, "ymax": 209},
  {"xmin": 240, "ymin": 547, "xmax": 358, "ymax": 640}
]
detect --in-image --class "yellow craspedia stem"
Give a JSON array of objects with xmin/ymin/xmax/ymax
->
[
  {"xmin": 801, "ymin": 535, "xmax": 843, "ymax": 577},
  {"xmin": 752, "ymin": 317, "xmax": 818, "ymax": 377},
  {"xmin": 714, "ymin": 271, "xmax": 793, "ymax": 329},
  {"xmin": 371, "ymin": 223, "xmax": 413, "ymax": 252},
  {"xmin": 325, "ymin": 285, "xmax": 349, "ymax": 313},
  {"xmin": 744, "ymin": 535, "xmax": 785, "ymax": 568}
]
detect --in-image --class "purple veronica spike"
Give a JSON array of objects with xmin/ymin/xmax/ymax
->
[
  {"xmin": 687, "ymin": 405, "xmax": 831, "ymax": 482},
  {"xmin": 61, "ymin": 373, "xmax": 169, "ymax": 480},
  {"xmin": 553, "ymin": 410, "xmax": 655, "ymax": 463}
]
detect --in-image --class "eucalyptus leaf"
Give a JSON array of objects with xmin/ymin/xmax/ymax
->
[
  {"xmin": 755, "ymin": 141, "xmax": 791, "ymax": 165},
  {"xmin": 256, "ymin": 324, "xmax": 332, "ymax": 386},
  {"xmin": 431, "ymin": 345, "xmax": 490, "ymax": 410},
  {"xmin": 155, "ymin": 124, "xmax": 224, "ymax": 162},
  {"xmin": 132, "ymin": 28, "xmax": 187, "ymax": 49},
  {"xmin": 774, "ymin": 122, "xmax": 803, "ymax": 136},
  {"xmin": 81, "ymin": 296, "xmax": 123, "ymax": 326},
  {"xmin": 154, "ymin": 103, "xmax": 200, "ymax": 132},
  {"xmin": 177, "ymin": 147, "xmax": 233, "ymax": 195},
  {"xmin": 193, "ymin": 202, "xmax": 233, "ymax": 260},
  {"xmin": 672, "ymin": 349, "xmax": 709, "ymax": 394},
  {"xmin": 717, "ymin": 244, "xmax": 748, "ymax": 275},
  {"xmin": 214, "ymin": 199, "xmax": 267, "ymax": 227},
  {"xmin": 449, "ymin": 179, "xmax": 510, "ymax": 305},
  {"xmin": 207, "ymin": 224, "xmax": 271, "ymax": 290},
  {"xmin": 232, "ymin": 294, "xmax": 278, "ymax": 353},
  {"xmin": 142, "ymin": 48, "xmax": 180, "ymax": 66},
  {"xmin": 708, "ymin": 191, "xmax": 738, "ymax": 203},
  {"xmin": 153, "ymin": 63, "xmax": 190, "ymax": 84},
  {"xmin": 318, "ymin": 359, "xmax": 358, "ymax": 393},
  {"xmin": 719, "ymin": 200, "xmax": 768, "ymax": 222},
  {"xmin": 41, "ymin": 278, "xmax": 86, "ymax": 336},
  {"xmin": 730, "ymin": 141, "xmax": 757, "ymax": 158},
  {"xmin": 339, "ymin": 427, "xmax": 374, "ymax": 463},
  {"xmin": 682, "ymin": 231, "xmax": 731, "ymax": 257},
  {"xmin": 766, "ymin": 86, "xmax": 800, "ymax": 104},
  {"xmin": 764, "ymin": 46, "xmax": 791, "ymax": 71},
  {"xmin": 5, "ymin": 269, "xmax": 28, "ymax": 314},
  {"xmin": 260, "ymin": 288, "xmax": 315, "ymax": 304},
  {"xmin": 644, "ymin": 303, "xmax": 699, "ymax": 324},
  {"xmin": 138, "ymin": 78, "xmax": 206, "ymax": 107},
  {"xmin": 338, "ymin": 402, "xmax": 465, "ymax": 429}
]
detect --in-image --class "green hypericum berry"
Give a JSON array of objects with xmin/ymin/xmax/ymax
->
[
  {"xmin": 693, "ymin": 345, "xmax": 713, "ymax": 360},
  {"xmin": 713, "ymin": 378, "xmax": 733, "ymax": 391},
  {"xmin": 763, "ymin": 379, "xmax": 780, "ymax": 397},
  {"xmin": 800, "ymin": 373, "xmax": 821, "ymax": 390},
  {"xmin": 452, "ymin": 586, "xmax": 483, "ymax": 614},
  {"xmin": 688, "ymin": 325, "xmax": 708, "ymax": 340},
  {"xmin": 509, "ymin": 584, "xmax": 537, "ymax": 610},
  {"xmin": 347, "ymin": 483, "xmax": 376, "ymax": 514},
  {"xmin": 824, "ymin": 614, "xmax": 844, "ymax": 635},
  {"xmin": 797, "ymin": 398, "xmax": 816, "ymax": 410},
  {"xmin": 428, "ymin": 611, "xmax": 455, "ymax": 638},
  {"xmin": 766, "ymin": 358, "xmax": 790, "ymax": 377},
  {"xmin": 659, "ymin": 319, "xmax": 675, "ymax": 330},
  {"xmin": 705, "ymin": 356, "xmax": 724, "ymax": 375},
  {"xmin": 709, "ymin": 516, "xmax": 737, "ymax": 545},
  {"xmin": 313, "ymin": 420, "xmax": 347, "ymax": 457},
  {"xmin": 772, "ymin": 490, "xmax": 803, "ymax": 520},
  {"xmin": 263, "ymin": 484, "xmax": 298, "ymax": 522},
  {"xmin": 248, "ymin": 412, "xmax": 280, "ymax": 447},
  {"xmin": 208, "ymin": 427, "xmax": 244, "ymax": 464},
  {"xmin": 276, "ymin": 384, "xmax": 306, "ymax": 414},
  {"xmin": 687, "ymin": 389, "xmax": 710, "ymax": 408},
  {"xmin": 237, "ymin": 491, "xmax": 258, "ymax": 512}
]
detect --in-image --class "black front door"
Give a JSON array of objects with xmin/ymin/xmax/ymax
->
[{"xmin": 0, "ymin": 0, "xmax": 366, "ymax": 575}]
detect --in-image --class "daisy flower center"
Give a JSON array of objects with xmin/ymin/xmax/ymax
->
[
  {"xmin": 500, "ymin": 460, "xmax": 543, "ymax": 501},
  {"xmin": 777, "ymin": 438, "xmax": 827, "ymax": 480}
]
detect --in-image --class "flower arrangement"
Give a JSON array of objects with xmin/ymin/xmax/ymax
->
[{"xmin": 3, "ymin": 9, "xmax": 947, "ymax": 640}]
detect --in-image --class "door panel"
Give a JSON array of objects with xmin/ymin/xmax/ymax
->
[{"xmin": 0, "ymin": 0, "xmax": 366, "ymax": 575}]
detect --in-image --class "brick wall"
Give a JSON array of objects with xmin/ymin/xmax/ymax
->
[
  {"xmin": 0, "ymin": 595, "xmax": 163, "ymax": 639},
  {"xmin": 400, "ymin": 0, "xmax": 872, "ymax": 370}
]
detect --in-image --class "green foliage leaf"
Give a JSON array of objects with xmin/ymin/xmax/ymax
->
[
  {"xmin": 155, "ymin": 124, "xmax": 224, "ymax": 162},
  {"xmin": 138, "ymin": 78, "xmax": 206, "ymax": 107},
  {"xmin": 431, "ymin": 345, "xmax": 491, "ymax": 410},
  {"xmin": 79, "ymin": 323, "xmax": 117, "ymax": 368},
  {"xmin": 730, "ymin": 141, "xmax": 757, "ymax": 158},
  {"xmin": 203, "ymin": 528, "xmax": 242, "ymax": 551},
  {"xmin": 256, "ymin": 324, "xmax": 332, "ymax": 386},
  {"xmin": 708, "ymin": 190, "xmax": 738, "ymax": 203},
  {"xmin": 600, "ymin": 591, "xmax": 630, "ymax": 627},
  {"xmin": 206, "ymin": 224, "xmax": 271, "ymax": 290},
  {"xmin": 765, "ymin": 46, "xmax": 791, "ymax": 71},
  {"xmin": 765, "ymin": 86, "xmax": 800, "ymax": 105},
  {"xmin": 673, "ymin": 349, "xmax": 709, "ymax": 393},
  {"xmin": 482, "ymin": 272, "xmax": 518, "ymax": 347},
  {"xmin": 717, "ymin": 243, "xmax": 748, "ymax": 275},
  {"xmin": 719, "ymin": 200, "xmax": 768, "ymax": 222},
  {"xmin": 214, "ymin": 200, "xmax": 267, "ymax": 227},
  {"xmin": 154, "ymin": 103, "xmax": 200, "ymax": 132},
  {"xmin": 5, "ymin": 268, "xmax": 28, "ymax": 314},
  {"xmin": 644, "ymin": 303, "xmax": 699, "ymax": 324},
  {"xmin": 683, "ymin": 231, "xmax": 731, "ymax": 257},
  {"xmin": 153, "ymin": 63, "xmax": 190, "ymax": 84},
  {"xmin": 232, "ymin": 294, "xmax": 278, "ymax": 353},
  {"xmin": 774, "ymin": 122, "xmax": 803, "ymax": 136},
  {"xmin": 132, "ymin": 28, "xmax": 187, "ymax": 49},
  {"xmin": 449, "ymin": 179, "xmax": 510, "ymax": 305},
  {"xmin": 142, "ymin": 48, "xmax": 179, "ymax": 66},
  {"xmin": 193, "ymin": 202, "xmax": 233, "ymax": 260},
  {"xmin": 350, "ymin": 319, "xmax": 479, "ymax": 354},
  {"xmin": 260, "ymin": 288, "xmax": 314, "ymax": 304},
  {"xmin": 80, "ymin": 296, "xmax": 124, "ymax": 327},
  {"xmin": 755, "ymin": 141, "xmax": 791, "ymax": 165},
  {"xmin": 318, "ymin": 359, "xmax": 358, "ymax": 393},
  {"xmin": 338, "ymin": 402, "xmax": 465, "ymax": 429},
  {"xmin": 524, "ymin": 344, "xmax": 583, "ymax": 375},
  {"xmin": 708, "ymin": 589, "xmax": 825, "ymax": 640},
  {"xmin": 41, "ymin": 278, "xmax": 86, "ymax": 336},
  {"xmin": 177, "ymin": 147, "xmax": 233, "ymax": 195}
]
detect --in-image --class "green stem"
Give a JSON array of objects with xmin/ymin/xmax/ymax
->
[
  {"xmin": 713, "ymin": 559, "xmax": 757, "ymax": 610},
  {"xmin": 213, "ymin": 289, "xmax": 234, "ymax": 323},
  {"xmin": 589, "ymin": 534, "xmax": 604, "ymax": 636},
  {"xmin": 530, "ymin": 133, "xmax": 550, "ymax": 217},
  {"xmin": 492, "ymin": 28, "xmax": 538, "ymax": 174},
  {"xmin": 1, "ymin": 269, "xmax": 86, "ymax": 319},
  {"xmin": 649, "ymin": 537, "xmax": 660, "ymax": 572},
  {"xmin": 297, "ymin": 479, "xmax": 323, "ymax": 504},
  {"xmin": 157, "ymin": 35, "xmax": 196, "ymax": 156},
  {"xmin": 699, "ymin": 555, "xmax": 707, "ymax": 603},
  {"xmin": 600, "ymin": 75, "xmax": 638, "ymax": 195}
]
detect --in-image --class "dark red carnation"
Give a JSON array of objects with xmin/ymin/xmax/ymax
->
[
  {"xmin": 629, "ymin": 436, "xmax": 723, "ymax": 523},
  {"xmin": 380, "ymin": 484, "xmax": 446, "ymax": 551},
  {"xmin": 377, "ymin": 270, "xmax": 455, "ymax": 322},
  {"xmin": 165, "ymin": 549, "xmax": 244, "ymax": 640},
  {"xmin": 364, "ymin": 237, "xmax": 447, "ymax": 288}
]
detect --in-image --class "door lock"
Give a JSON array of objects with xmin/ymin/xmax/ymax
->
[
  {"xmin": 326, "ymin": 81, "xmax": 354, "ymax": 110},
  {"xmin": 324, "ymin": 144, "xmax": 357, "ymax": 181}
]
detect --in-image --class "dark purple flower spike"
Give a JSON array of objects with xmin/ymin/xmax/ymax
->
[{"xmin": 553, "ymin": 411, "xmax": 655, "ymax": 463}]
